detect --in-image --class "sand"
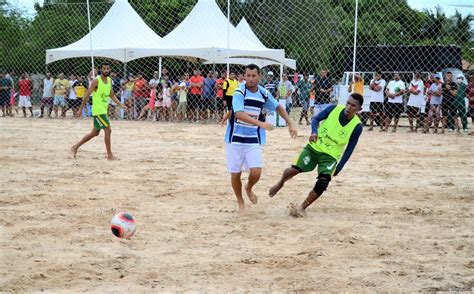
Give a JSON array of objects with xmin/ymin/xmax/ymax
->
[{"xmin": 0, "ymin": 116, "xmax": 473, "ymax": 292}]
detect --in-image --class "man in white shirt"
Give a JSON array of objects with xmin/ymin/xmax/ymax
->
[
  {"xmin": 40, "ymin": 72, "xmax": 54, "ymax": 118},
  {"xmin": 368, "ymin": 71, "xmax": 386, "ymax": 131},
  {"xmin": 384, "ymin": 73, "xmax": 406, "ymax": 132},
  {"xmin": 406, "ymin": 71, "xmax": 425, "ymax": 132}
]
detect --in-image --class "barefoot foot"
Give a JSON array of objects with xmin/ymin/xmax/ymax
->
[
  {"xmin": 269, "ymin": 181, "xmax": 284, "ymax": 197},
  {"xmin": 245, "ymin": 184, "xmax": 258, "ymax": 204},
  {"xmin": 287, "ymin": 203, "xmax": 307, "ymax": 218},
  {"xmin": 70, "ymin": 146, "xmax": 78, "ymax": 159}
]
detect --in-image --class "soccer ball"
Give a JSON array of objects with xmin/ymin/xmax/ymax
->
[{"xmin": 111, "ymin": 212, "xmax": 137, "ymax": 239}]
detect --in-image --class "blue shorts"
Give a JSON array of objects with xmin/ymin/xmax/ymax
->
[{"xmin": 54, "ymin": 96, "xmax": 66, "ymax": 106}]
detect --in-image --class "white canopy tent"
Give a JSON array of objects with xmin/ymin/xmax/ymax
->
[
  {"xmin": 45, "ymin": 0, "xmax": 162, "ymax": 64},
  {"xmin": 204, "ymin": 18, "xmax": 297, "ymax": 70},
  {"xmin": 129, "ymin": 0, "xmax": 287, "ymax": 64}
]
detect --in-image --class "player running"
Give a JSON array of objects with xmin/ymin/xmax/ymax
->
[{"xmin": 269, "ymin": 93, "xmax": 364, "ymax": 217}]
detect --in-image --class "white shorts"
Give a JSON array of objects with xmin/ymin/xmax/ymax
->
[
  {"xmin": 226, "ymin": 143, "xmax": 262, "ymax": 173},
  {"xmin": 19, "ymin": 95, "xmax": 32, "ymax": 107}
]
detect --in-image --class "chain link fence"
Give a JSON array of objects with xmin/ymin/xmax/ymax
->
[{"xmin": 1, "ymin": 0, "xmax": 473, "ymax": 131}]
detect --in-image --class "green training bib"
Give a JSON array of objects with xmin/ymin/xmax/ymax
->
[
  {"xmin": 309, "ymin": 105, "xmax": 360, "ymax": 160},
  {"xmin": 92, "ymin": 76, "xmax": 111, "ymax": 116}
]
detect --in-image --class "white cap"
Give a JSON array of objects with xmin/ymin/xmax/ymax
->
[
  {"xmin": 268, "ymin": 71, "xmax": 274, "ymax": 76},
  {"xmin": 179, "ymin": 82, "xmax": 186, "ymax": 87},
  {"xmin": 457, "ymin": 74, "xmax": 464, "ymax": 79}
]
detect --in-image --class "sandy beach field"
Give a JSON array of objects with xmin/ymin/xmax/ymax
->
[{"xmin": 0, "ymin": 116, "xmax": 473, "ymax": 291}]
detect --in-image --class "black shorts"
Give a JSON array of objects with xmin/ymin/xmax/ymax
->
[
  {"xmin": 441, "ymin": 102, "xmax": 454, "ymax": 116},
  {"xmin": 188, "ymin": 94, "xmax": 201, "ymax": 110},
  {"xmin": 68, "ymin": 99, "xmax": 81, "ymax": 109},
  {"xmin": 406, "ymin": 105, "xmax": 420, "ymax": 116},
  {"xmin": 202, "ymin": 97, "xmax": 216, "ymax": 110},
  {"xmin": 225, "ymin": 95, "xmax": 233, "ymax": 111},
  {"xmin": 386, "ymin": 102, "xmax": 404, "ymax": 119},
  {"xmin": 370, "ymin": 102, "xmax": 384, "ymax": 113}
]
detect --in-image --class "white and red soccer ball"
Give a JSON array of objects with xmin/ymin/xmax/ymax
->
[{"xmin": 111, "ymin": 212, "xmax": 137, "ymax": 239}]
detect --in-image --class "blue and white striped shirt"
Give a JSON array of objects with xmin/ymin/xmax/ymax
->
[{"xmin": 225, "ymin": 85, "xmax": 279, "ymax": 145}]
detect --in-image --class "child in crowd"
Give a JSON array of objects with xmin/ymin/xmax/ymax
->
[{"xmin": 176, "ymin": 82, "xmax": 187, "ymax": 122}]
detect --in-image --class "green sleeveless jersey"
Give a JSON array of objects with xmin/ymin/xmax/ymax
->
[
  {"xmin": 309, "ymin": 105, "xmax": 361, "ymax": 160},
  {"xmin": 92, "ymin": 76, "xmax": 111, "ymax": 116}
]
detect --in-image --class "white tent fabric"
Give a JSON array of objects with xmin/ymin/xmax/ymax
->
[
  {"xmin": 45, "ymin": 0, "xmax": 162, "ymax": 64},
  {"xmin": 204, "ymin": 18, "xmax": 297, "ymax": 69},
  {"xmin": 129, "ymin": 0, "xmax": 286, "ymax": 63}
]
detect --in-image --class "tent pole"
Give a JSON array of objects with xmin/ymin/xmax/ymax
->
[
  {"xmin": 351, "ymin": 0, "xmax": 359, "ymax": 82},
  {"xmin": 123, "ymin": 62, "xmax": 127, "ymax": 78},
  {"xmin": 159, "ymin": 57, "xmax": 162, "ymax": 78},
  {"xmin": 226, "ymin": 0, "xmax": 230, "ymax": 79},
  {"xmin": 86, "ymin": 0, "xmax": 94, "ymax": 74}
]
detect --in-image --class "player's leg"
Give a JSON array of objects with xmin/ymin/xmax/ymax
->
[
  {"xmin": 289, "ymin": 152, "xmax": 335, "ymax": 217},
  {"xmin": 104, "ymin": 125, "xmax": 114, "ymax": 160},
  {"xmin": 245, "ymin": 168, "xmax": 261, "ymax": 204},
  {"xmin": 71, "ymin": 125, "xmax": 101, "ymax": 159},
  {"xmin": 231, "ymin": 172, "xmax": 244, "ymax": 210},
  {"xmin": 269, "ymin": 145, "xmax": 316, "ymax": 197},
  {"xmin": 243, "ymin": 145, "xmax": 263, "ymax": 204},
  {"xmin": 226, "ymin": 144, "xmax": 246, "ymax": 210}
]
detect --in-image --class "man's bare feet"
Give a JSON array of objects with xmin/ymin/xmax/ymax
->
[
  {"xmin": 245, "ymin": 184, "xmax": 258, "ymax": 204},
  {"xmin": 70, "ymin": 146, "xmax": 78, "ymax": 159},
  {"xmin": 269, "ymin": 181, "xmax": 284, "ymax": 197},
  {"xmin": 107, "ymin": 154, "xmax": 119, "ymax": 160},
  {"xmin": 287, "ymin": 203, "xmax": 306, "ymax": 218}
]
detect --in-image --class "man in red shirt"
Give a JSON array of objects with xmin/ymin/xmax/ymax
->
[
  {"xmin": 189, "ymin": 69, "xmax": 204, "ymax": 122},
  {"xmin": 133, "ymin": 73, "xmax": 149, "ymax": 120},
  {"xmin": 215, "ymin": 71, "xmax": 226, "ymax": 121},
  {"xmin": 467, "ymin": 75, "xmax": 474, "ymax": 135},
  {"xmin": 18, "ymin": 72, "xmax": 33, "ymax": 117}
]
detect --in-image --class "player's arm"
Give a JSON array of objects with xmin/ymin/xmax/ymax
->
[
  {"xmin": 220, "ymin": 111, "xmax": 231, "ymax": 126},
  {"xmin": 235, "ymin": 111, "xmax": 273, "ymax": 130},
  {"xmin": 309, "ymin": 104, "xmax": 336, "ymax": 142},
  {"xmin": 77, "ymin": 79, "xmax": 97, "ymax": 116},
  {"xmin": 233, "ymin": 89, "xmax": 273, "ymax": 130},
  {"xmin": 109, "ymin": 88, "xmax": 125, "ymax": 108},
  {"xmin": 334, "ymin": 124, "xmax": 363, "ymax": 176},
  {"xmin": 275, "ymin": 105, "xmax": 297, "ymax": 138}
]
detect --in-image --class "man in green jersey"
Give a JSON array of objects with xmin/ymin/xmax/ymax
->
[
  {"xmin": 71, "ymin": 63, "xmax": 126, "ymax": 160},
  {"xmin": 269, "ymin": 93, "xmax": 364, "ymax": 217}
]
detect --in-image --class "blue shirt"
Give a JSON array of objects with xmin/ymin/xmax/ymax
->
[
  {"xmin": 225, "ymin": 85, "xmax": 279, "ymax": 145},
  {"xmin": 203, "ymin": 77, "xmax": 215, "ymax": 99},
  {"xmin": 311, "ymin": 104, "xmax": 363, "ymax": 175}
]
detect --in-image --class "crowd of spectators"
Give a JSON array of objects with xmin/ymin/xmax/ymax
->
[{"xmin": 1, "ymin": 67, "xmax": 473, "ymax": 135}]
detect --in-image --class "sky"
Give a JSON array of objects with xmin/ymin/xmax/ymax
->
[{"xmin": 10, "ymin": 0, "xmax": 474, "ymax": 18}]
